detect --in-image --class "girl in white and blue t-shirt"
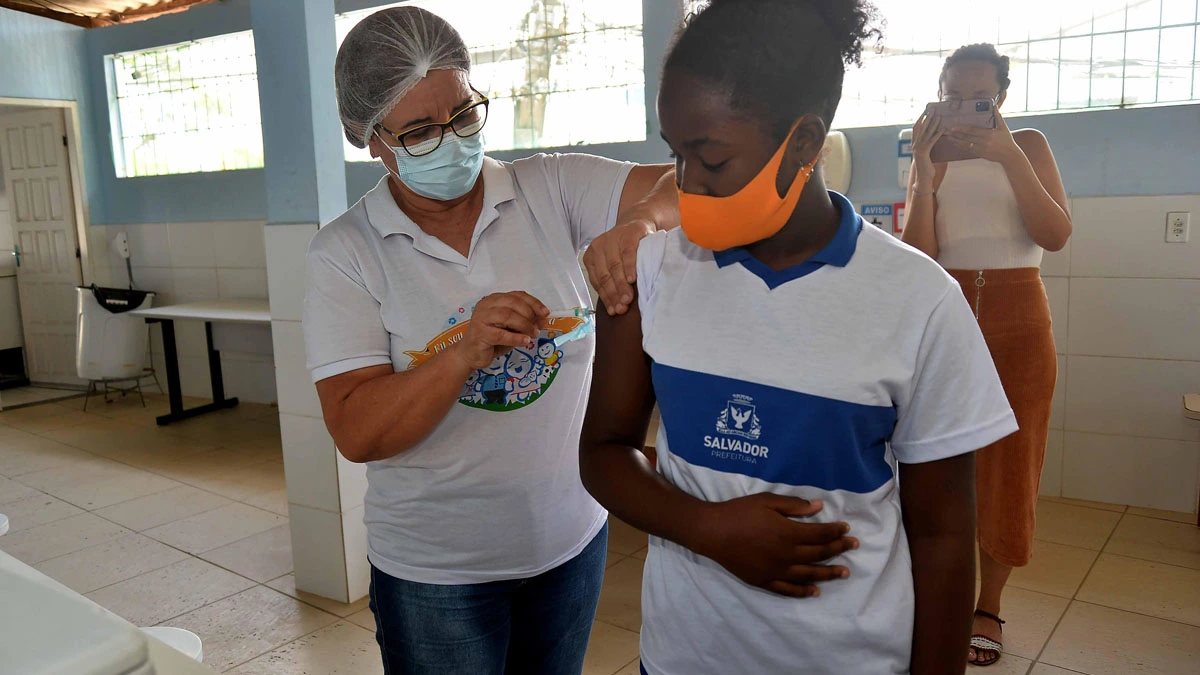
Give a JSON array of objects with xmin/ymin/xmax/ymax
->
[{"xmin": 580, "ymin": 1, "xmax": 1017, "ymax": 674}]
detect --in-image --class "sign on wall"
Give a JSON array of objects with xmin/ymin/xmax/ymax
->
[{"xmin": 861, "ymin": 203, "xmax": 893, "ymax": 232}]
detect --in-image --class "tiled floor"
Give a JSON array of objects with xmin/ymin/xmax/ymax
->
[
  {"xmin": 2, "ymin": 397, "xmax": 1198, "ymax": 674},
  {"xmin": 0, "ymin": 385, "xmax": 85, "ymax": 411}
]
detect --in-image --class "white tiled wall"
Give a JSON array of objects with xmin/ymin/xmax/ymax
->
[
  {"xmin": 1040, "ymin": 194, "xmax": 1200, "ymax": 514},
  {"xmin": 86, "ymin": 221, "xmax": 276, "ymax": 404},
  {"xmin": 288, "ymin": 503, "xmax": 349, "ymax": 601},
  {"xmin": 280, "ymin": 412, "xmax": 341, "ymax": 513},
  {"xmin": 266, "ymin": 223, "xmax": 369, "ymax": 603}
]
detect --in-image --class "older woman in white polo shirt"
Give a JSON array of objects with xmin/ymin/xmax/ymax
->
[{"xmin": 304, "ymin": 7, "xmax": 674, "ymax": 675}]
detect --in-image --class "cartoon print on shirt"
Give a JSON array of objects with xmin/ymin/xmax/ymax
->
[
  {"xmin": 476, "ymin": 353, "xmax": 511, "ymax": 406},
  {"xmin": 403, "ymin": 302, "xmax": 585, "ymax": 412},
  {"xmin": 537, "ymin": 338, "xmax": 559, "ymax": 367}
]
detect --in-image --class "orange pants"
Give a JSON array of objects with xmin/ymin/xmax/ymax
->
[{"xmin": 948, "ymin": 268, "xmax": 1057, "ymax": 567}]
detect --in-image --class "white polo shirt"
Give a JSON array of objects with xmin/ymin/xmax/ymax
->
[
  {"xmin": 635, "ymin": 192, "xmax": 1017, "ymax": 674},
  {"xmin": 304, "ymin": 154, "xmax": 632, "ymax": 584}
]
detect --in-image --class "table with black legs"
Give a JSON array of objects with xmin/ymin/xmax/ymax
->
[{"xmin": 131, "ymin": 300, "xmax": 271, "ymax": 426}]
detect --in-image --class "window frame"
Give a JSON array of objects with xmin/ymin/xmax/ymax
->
[{"xmin": 105, "ymin": 30, "xmax": 265, "ymax": 178}]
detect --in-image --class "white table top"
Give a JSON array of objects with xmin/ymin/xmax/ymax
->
[
  {"xmin": 1, "ymin": 549, "xmax": 215, "ymax": 673},
  {"xmin": 131, "ymin": 299, "xmax": 271, "ymax": 325}
]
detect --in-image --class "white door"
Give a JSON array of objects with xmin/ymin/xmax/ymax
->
[{"xmin": 0, "ymin": 109, "xmax": 84, "ymax": 386}]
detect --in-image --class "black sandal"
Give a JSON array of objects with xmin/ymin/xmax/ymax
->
[{"xmin": 969, "ymin": 609, "xmax": 1005, "ymax": 667}]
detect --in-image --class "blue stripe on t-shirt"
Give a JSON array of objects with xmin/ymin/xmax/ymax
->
[{"xmin": 651, "ymin": 362, "xmax": 898, "ymax": 493}]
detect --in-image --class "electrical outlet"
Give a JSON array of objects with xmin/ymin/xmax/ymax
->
[{"xmin": 1166, "ymin": 212, "xmax": 1189, "ymax": 243}]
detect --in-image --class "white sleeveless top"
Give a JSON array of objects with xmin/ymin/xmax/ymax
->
[{"xmin": 935, "ymin": 158, "xmax": 1042, "ymax": 270}]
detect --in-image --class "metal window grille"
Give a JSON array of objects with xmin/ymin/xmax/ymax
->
[
  {"xmin": 337, "ymin": 0, "xmax": 645, "ymax": 159},
  {"xmin": 839, "ymin": 0, "xmax": 1197, "ymax": 128},
  {"xmin": 107, "ymin": 31, "xmax": 264, "ymax": 177}
]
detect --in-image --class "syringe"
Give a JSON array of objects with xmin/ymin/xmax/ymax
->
[{"xmin": 547, "ymin": 307, "xmax": 597, "ymax": 319}]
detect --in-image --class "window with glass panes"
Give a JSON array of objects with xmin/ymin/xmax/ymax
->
[
  {"xmin": 836, "ymin": 0, "xmax": 1200, "ymax": 128},
  {"xmin": 107, "ymin": 31, "xmax": 264, "ymax": 177},
  {"xmin": 336, "ymin": 1, "xmax": 646, "ymax": 160}
]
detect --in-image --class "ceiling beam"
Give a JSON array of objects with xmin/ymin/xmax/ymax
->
[
  {"xmin": 0, "ymin": 0, "xmax": 219, "ymax": 28},
  {"xmin": 101, "ymin": 0, "xmax": 218, "ymax": 23},
  {"xmin": 0, "ymin": 0, "xmax": 102, "ymax": 28}
]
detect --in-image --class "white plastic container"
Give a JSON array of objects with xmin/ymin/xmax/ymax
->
[
  {"xmin": 820, "ymin": 130, "xmax": 852, "ymax": 194},
  {"xmin": 140, "ymin": 627, "xmax": 203, "ymax": 663},
  {"xmin": 1, "ymin": 550, "xmax": 154, "ymax": 675},
  {"xmin": 76, "ymin": 287, "xmax": 155, "ymax": 381}
]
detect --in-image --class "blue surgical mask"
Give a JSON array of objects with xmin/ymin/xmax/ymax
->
[{"xmin": 381, "ymin": 131, "xmax": 485, "ymax": 201}]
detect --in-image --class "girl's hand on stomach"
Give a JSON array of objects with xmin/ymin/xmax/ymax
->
[
  {"xmin": 452, "ymin": 291, "xmax": 549, "ymax": 370},
  {"xmin": 690, "ymin": 493, "xmax": 859, "ymax": 598}
]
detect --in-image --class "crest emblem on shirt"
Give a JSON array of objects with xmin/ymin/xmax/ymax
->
[
  {"xmin": 403, "ymin": 304, "xmax": 588, "ymax": 412},
  {"xmin": 716, "ymin": 394, "xmax": 762, "ymax": 440}
]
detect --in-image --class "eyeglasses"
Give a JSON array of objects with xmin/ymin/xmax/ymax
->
[
  {"xmin": 377, "ymin": 89, "xmax": 489, "ymax": 157},
  {"xmin": 938, "ymin": 94, "xmax": 1001, "ymax": 107}
]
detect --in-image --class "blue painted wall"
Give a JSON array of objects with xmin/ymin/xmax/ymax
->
[
  {"xmin": 0, "ymin": 7, "xmax": 102, "ymax": 221},
  {"xmin": 83, "ymin": 0, "xmax": 266, "ymax": 225},
  {"xmin": 86, "ymin": 0, "xmax": 678, "ymax": 223},
  {"xmin": 24, "ymin": 0, "xmax": 1194, "ymax": 225},
  {"xmin": 843, "ymin": 104, "xmax": 1200, "ymax": 209},
  {"xmin": 251, "ymin": 0, "xmax": 347, "ymax": 225}
]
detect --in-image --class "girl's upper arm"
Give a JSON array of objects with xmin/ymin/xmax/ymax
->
[
  {"xmin": 1016, "ymin": 129, "xmax": 1070, "ymax": 217},
  {"xmin": 581, "ymin": 296, "xmax": 657, "ymax": 451}
]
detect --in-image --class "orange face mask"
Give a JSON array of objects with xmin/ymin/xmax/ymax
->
[{"xmin": 678, "ymin": 127, "xmax": 818, "ymax": 251}]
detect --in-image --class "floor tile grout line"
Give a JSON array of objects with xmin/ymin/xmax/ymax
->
[
  {"xmin": 210, "ymin": 583, "xmax": 346, "ymax": 672},
  {"xmin": 261, "ymin": 573, "xmax": 370, "ymax": 617},
  {"xmin": 1121, "ymin": 509, "xmax": 1200, "ymax": 525},
  {"xmin": 594, "ymin": 617, "xmax": 639, "ymax": 634},
  {"xmin": 20, "ymin": 411, "xmax": 1192, "ymax": 668},
  {"xmin": 59, "ymin": 480, "xmax": 183, "ymax": 514},
  {"xmin": 146, "ymin": 567, "xmax": 322, "ymax": 630},
  {"xmin": 1056, "ymin": 425, "xmax": 1200, "ymax": 444},
  {"xmin": 12, "ymin": 420, "xmax": 284, "ymax": 516},
  {"xmin": 5, "ymin": 441, "xmax": 288, "ymax": 571},
  {"xmin": 1070, "ymin": 512, "xmax": 1125, "ymax": 603},
  {"xmin": 1069, "ymin": 598, "xmax": 1200, "ymax": 631},
  {"xmin": 3, "ymin": 406, "xmax": 280, "ymax": 494},
  {"xmin": 1030, "ymin": 509, "xmax": 1200, "ymax": 661},
  {"xmin": 1030, "ymin": 600, "xmax": 1076, "ymax": 666},
  {"xmin": 613, "ymin": 656, "xmax": 640, "ymax": 675},
  {"xmin": 118, "ymin": 501, "xmax": 233, "ymax": 534},
  {"xmin": 19, "ymin": 485, "xmax": 278, "ymax": 598},
  {"xmin": 1039, "ymin": 496, "xmax": 1129, "ymax": 514},
  {"xmin": 1098, "ymin": 549, "xmax": 1200, "ymax": 574},
  {"xmin": 1033, "ymin": 660, "xmax": 1089, "ymax": 675},
  {"xmin": 219, "ymin": 608, "xmax": 352, "ymax": 674},
  {"xmin": 69, "ymin": 537, "xmax": 259, "ymax": 598},
  {"xmin": 0, "ymin": 495, "xmax": 86, "ymax": 533},
  {"xmin": 96, "ymin": 573, "xmax": 258, "ymax": 630}
]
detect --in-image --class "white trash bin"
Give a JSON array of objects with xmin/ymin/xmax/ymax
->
[
  {"xmin": 76, "ymin": 286, "xmax": 156, "ymax": 409},
  {"xmin": 76, "ymin": 286, "xmax": 155, "ymax": 381},
  {"xmin": 139, "ymin": 626, "xmax": 204, "ymax": 663}
]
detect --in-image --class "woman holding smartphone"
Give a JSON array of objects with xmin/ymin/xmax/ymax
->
[{"xmin": 901, "ymin": 43, "xmax": 1073, "ymax": 668}]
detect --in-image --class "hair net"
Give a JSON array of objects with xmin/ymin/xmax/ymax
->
[{"xmin": 335, "ymin": 6, "xmax": 472, "ymax": 149}]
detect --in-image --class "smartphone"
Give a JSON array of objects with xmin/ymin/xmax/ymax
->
[{"xmin": 926, "ymin": 98, "xmax": 996, "ymax": 163}]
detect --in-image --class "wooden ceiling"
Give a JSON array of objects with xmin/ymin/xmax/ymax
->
[{"xmin": 0, "ymin": 0, "xmax": 218, "ymax": 28}]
